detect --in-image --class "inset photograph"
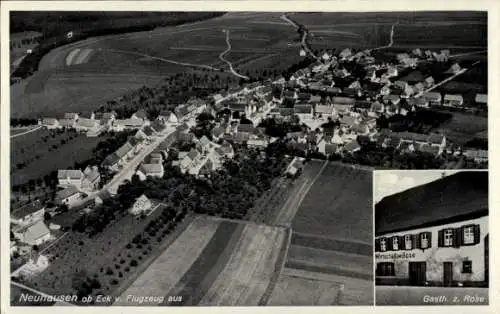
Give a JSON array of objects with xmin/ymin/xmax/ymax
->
[{"xmin": 374, "ymin": 170, "xmax": 488, "ymax": 305}]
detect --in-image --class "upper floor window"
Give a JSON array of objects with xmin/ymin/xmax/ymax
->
[
  {"xmin": 421, "ymin": 232, "xmax": 429, "ymax": 248},
  {"xmin": 463, "ymin": 226, "xmax": 474, "ymax": 245},
  {"xmin": 392, "ymin": 237, "xmax": 399, "ymax": 250},
  {"xmin": 444, "ymin": 229, "xmax": 453, "ymax": 246},
  {"xmin": 380, "ymin": 238, "xmax": 386, "ymax": 252},
  {"xmin": 405, "ymin": 235, "xmax": 412, "ymax": 249}
]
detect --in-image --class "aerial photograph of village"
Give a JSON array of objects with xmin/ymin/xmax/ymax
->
[{"xmin": 8, "ymin": 10, "xmax": 487, "ymax": 306}]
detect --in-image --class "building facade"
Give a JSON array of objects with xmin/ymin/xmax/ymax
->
[{"xmin": 374, "ymin": 171, "xmax": 489, "ymax": 288}]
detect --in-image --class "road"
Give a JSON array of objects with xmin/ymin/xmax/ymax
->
[
  {"xmin": 219, "ymin": 30, "xmax": 250, "ymax": 80},
  {"xmin": 280, "ymin": 13, "xmax": 319, "ymax": 60},
  {"xmin": 10, "ymin": 125, "xmax": 42, "ymax": 138},
  {"xmin": 422, "ymin": 61, "xmax": 480, "ymax": 94}
]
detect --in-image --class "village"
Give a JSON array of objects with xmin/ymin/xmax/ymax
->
[{"xmin": 10, "ymin": 44, "xmax": 488, "ymax": 291}]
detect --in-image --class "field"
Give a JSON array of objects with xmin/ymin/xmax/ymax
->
[
  {"xmin": 251, "ymin": 160, "xmax": 374, "ymax": 305},
  {"xmin": 12, "ymin": 11, "xmax": 486, "ymax": 118},
  {"xmin": 116, "ymin": 216, "xmax": 288, "ymax": 306},
  {"xmin": 23, "ymin": 203, "xmax": 190, "ymax": 301},
  {"xmin": 11, "ymin": 128, "xmax": 109, "ymax": 186},
  {"xmin": 435, "ymin": 111, "xmax": 488, "ymax": 145},
  {"xmin": 376, "ymin": 286, "xmax": 488, "ymax": 305}
]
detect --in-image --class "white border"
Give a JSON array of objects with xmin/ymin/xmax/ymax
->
[{"xmin": 2, "ymin": 1, "xmax": 499, "ymax": 313}]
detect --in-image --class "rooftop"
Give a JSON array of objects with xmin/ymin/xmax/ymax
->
[{"xmin": 375, "ymin": 171, "xmax": 488, "ymax": 236}]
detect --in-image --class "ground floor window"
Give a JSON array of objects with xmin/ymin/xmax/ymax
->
[
  {"xmin": 376, "ymin": 262, "xmax": 395, "ymax": 276},
  {"xmin": 462, "ymin": 261, "xmax": 472, "ymax": 273}
]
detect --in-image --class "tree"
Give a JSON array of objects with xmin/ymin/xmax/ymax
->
[{"xmin": 44, "ymin": 212, "xmax": 52, "ymax": 221}]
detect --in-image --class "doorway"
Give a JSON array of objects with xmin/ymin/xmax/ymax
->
[
  {"xmin": 443, "ymin": 262, "xmax": 453, "ymax": 287},
  {"xmin": 409, "ymin": 262, "xmax": 426, "ymax": 286}
]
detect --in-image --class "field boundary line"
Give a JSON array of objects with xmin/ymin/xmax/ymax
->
[
  {"xmin": 290, "ymin": 244, "xmax": 374, "ymax": 259},
  {"xmin": 257, "ymin": 227, "xmax": 292, "ymax": 306}
]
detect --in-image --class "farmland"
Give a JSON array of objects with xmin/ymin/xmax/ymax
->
[
  {"xmin": 435, "ymin": 111, "xmax": 488, "ymax": 145},
  {"xmin": 117, "ymin": 216, "xmax": 288, "ymax": 306},
  {"xmin": 11, "ymin": 128, "xmax": 109, "ymax": 186},
  {"xmin": 12, "ymin": 11, "xmax": 487, "ymax": 118},
  {"xmin": 21, "ymin": 202, "xmax": 190, "ymax": 303}
]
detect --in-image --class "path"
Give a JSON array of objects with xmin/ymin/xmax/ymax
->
[
  {"xmin": 280, "ymin": 14, "xmax": 319, "ymax": 60},
  {"xmin": 274, "ymin": 160, "xmax": 329, "ymax": 226},
  {"xmin": 218, "ymin": 30, "xmax": 250, "ymax": 80},
  {"xmin": 370, "ymin": 21, "xmax": 398, "ymax": 51},
  {"xmin": 97, "ymin": 48, "xmax": 220, "ymax": 71},
  {"xmin": 10, "ymin": 125, "xmax": 42, "ymax": 138},
  {"xmin": 422, "ymin": 61, "xmax": 480, "ymax": 94}
]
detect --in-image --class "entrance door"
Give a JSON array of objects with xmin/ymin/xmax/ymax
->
[
  {"xmin": 409, "ymin": 262, "xmax": 426, "ymax": 286},
  {"xmin": 443, "ymin": 262, "xmax": 453, "ymax": 287}
]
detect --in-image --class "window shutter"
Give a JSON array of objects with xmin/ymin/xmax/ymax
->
[
  {"xmin": 438, "ymin": 230, "xmax": 444, "ymax": 247},
  {"xmin": 386, "ymin": 237, "xmax": 393, "ymax": 251},
  {"xmin": 473, "ymin": 224, "xmax": 481, "ymax": 244},
  {"xmin": 375, "ymin": 239, "xmax": 380, "ymax": 252},
  {"xmin": 453, "ymin": 228, "xmax": 461, "ymax": 248},
  {"xmin": 426, "ymin": 232, "xmax": 432, "ymax": 248},
  {"xmin": 415, "ymin": 233, "xmax": 421, "ymax": 249}
]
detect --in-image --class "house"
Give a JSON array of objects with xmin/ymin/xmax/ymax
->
[
  {"xmin": 158, "ymin": 111, "xmax": 179, "ymax": 125},
  {"xmin": 424, "ymin": 92, "xmax": 442, "ymax": 106},
  {"xmin": 340, "ymin": 116, "xmax": 359, "ymax": 129},
  {"xmin": 374, "ymin": 172, "xmax": 488, "ymax": 288},
  {"xmin": 115, "ymin": 141, "xmax": 135, "ymax": 162},
  {"xmin": 215, "ymin": 142, "xmax": 235, "ymax": 159},
  {"xmin": 286, "ymin": 157, "xmax": 304, "ymax": 177},
  {"xmin": 64, "ymin": 113, "xmax": 79, "ymax": 121},
  {"xmin": 297, "ymin": 92, "xmax": 312, "ymax": 102},
  {"xmin": 132, "ymin": 109, "xmax": 148, "ymax": 121},
  {"xmin": 102, "ymin": 153, "xmax": 121, "ymax": 171},
  {"xmin": 427, "ymin": 134, "xmax": 447, "ymax": 149},
  {"xmin": 13, "ymin": 220, "xmax": 51, "ymax": 246},
  {"xmin": 413, "ymin": 83, "xmax": 425, "ymax": 95},
  {"xmin": 57, "ymin": 170, "xmax": 84, "ymax": 188},
  {"xmin": 446, "ymin": 63, "xmax": 462, "ymax": 74},
  {"xmin": 325, "ymin": 87, "xmax": 342, "ymax": 95},
  {"xmin": 331, "ymin": 97, "xmax": 355, "ymax": 114},
  {"xmin": 419, "ymin": 143, "xmax": 442, "ymax": 156},
  {"xmin": 180, "ymin": 148, "xmax": 200, "ymax": 172},
  {"xmin": 41, "ymin": 118, "xmax": 60, "ymax": 129},
  {"xmin": 74, "ymin": 118, "xmax": 100, "ymax": 133},
  {"xmin": 55, "ymin": 186, "xmax": 82, "ymax": 208},
  {"xmin": 315, "ymin": 104, "xmax": 335, "ymax": 117},
  {"xmin": 136, "ymin": 163, "xmax": 165, "ymax": 180},
  {"xmin": 339, "ymin": 48, "xmax": 352, "ymax": 59},
  {"xmin": 407, "ymin": 97, "xmax": 430, "ymax": 108},
  {"xmin": 443, "ymin": 94, "xmax": 464, "ymax": 107},
  {"xmin": 463, "ymin": 149, "xmax": 488, "ymax": 163},
  {"xmin": 198, "ymin": 135, "xmax": 212, "ymax": 152},
  {"xmin": 294, "ymin": 104, "xmax": 313, "ymax": 120},
  {"xmin": 237, "ymin": 123, "xmax": 256, "ymax": 135},
  {"xmin": 82, "ymin": 166, "xmax": 100, "ymax": 191},
  {"xmin": 59, "ymin": 118, "xmax": 76, "ymax": 129},
  {"xmin": 386, "ymin": 66, "xmax": 398, "ymax": 78},
  {"xmin": 150, "ymin": 120, "xmax": 166, "ymax": 133},
  {"xmin": 394, "ymin": 80, "xmax": 409, "ymax": 91},
  {"xmin": 383, "ymin": 94, "xmax": 401, "ymax": 106},
  {"xmin": 370, "ymin": 102, "xmax": 385, "ymax": 115},
  {"xmin": 309, "ymin": 95, "xmax": 322, "ymax": 104},
  {"xmin": 174, "ymin": 106, "xmax": 190, "ymax": 121},
  {"xmin": 424, "ymin": 76, "xmax": 435, "ymax": 88},
  {"xmin": 247, "ymin": 138, "xmax": 269, "ymax": 149},
  {"xmin": 344, "ymin": 140, "xmax": 361, "ymax": 153},
  {"xmin": 11, "ymin": 201, "xmax": 45, "ymax": 227},
  {"xmin": 475, "ymin": 94, "xmax": 487, "ymax": 107},
  {"xmin": 129, "ymin": 194, "xmax": 153, "ymax": 216},
  {"xmin": 112, "ymin": 118, "xmax": 145, "ymax": 131}
]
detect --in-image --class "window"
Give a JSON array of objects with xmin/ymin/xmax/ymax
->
[
  {"xmin": 376, "ymin": 262, "xmax": 395, "ymax": 276},
  {"xmin": 462, "ymin": 261, "xmax": 472, "ymax": 274},
  {"xmin": 444, "ymin": 229, "xmax": 453, "ymax": 246},
  {"xmin": 405, "ymin": 235, "xmax": 412, "ymax": 250},
  {"xmin": 393, "ymin": 237, "xmax": 399, "ymax": 250},
  {"xmin": 421, "ymin": 233, "xmax": 429, "ymax": 248},
  {"xmin": 380, "ymin": 238, "xmax": 387, "ymax": 252},
  {"xmin": 463, "ymin": 226, "xmax": 474, "ymax": 245}
]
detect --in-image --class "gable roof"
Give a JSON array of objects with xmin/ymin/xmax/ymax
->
[
  {"xmin": 133, "ymin": 109, "xmax": 148, "ymax": 119},
  {"xmin": 331, "ymin": 97, "xmax": 355, "ymax": 105},
  {"xmin": 444, "ymin": 94, "xmax": 464, "ymax": 102},
  {"xmin": 187, "ymin": 148, "xmax": 199, "ymax": 161},
  {"xmin": 294, "ymin": 104, "xmax": 312, "ymax": 114},
  {"xmin": 21, "ymin": 220, "xmax": 50, "ymax": 242},
  {"xmin": 115, "ymin": 142, "xmax": 134, "ymax": 158},
  {"xmin": 139, "ymin": 163, "xmax": 164, "ymax": 174},
  {"xmin": 55, "ymin": 186, "xmax": 81, "ymax": 201},
  {"xmin": 57, "ymin": 170, "xmax": 83, "ymax": 180},
  {"xmin": 237, "ymin": 123, "xmax": 255, "ymax": 133},
  {"xmin": 11, "ymin": 200, "xmax": 44, "ymax": 220},
  {"xmin": 475, "ymin": 93, "xmax": 487, "ymax": 103},
  {"xmin": 102, "ymin": 152, "xmax": 120, "ymax": 167},
  {"xmin": 375, "ymin": 171, "xmax": 488, "ymax": 236},
  {"xmin": 199, "ymin": 135, "xmax": 211, "ymax": 147}
]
